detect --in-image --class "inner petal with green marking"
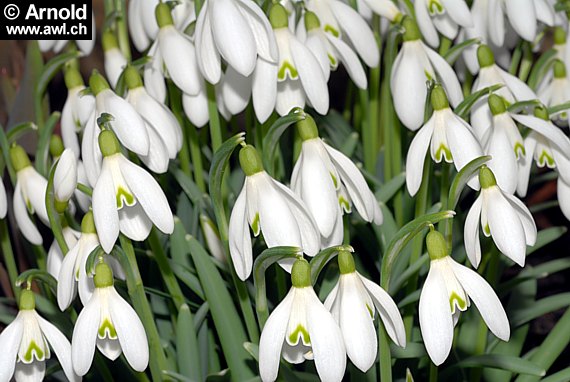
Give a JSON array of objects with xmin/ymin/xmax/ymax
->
[
  {"xmin": 324, "ymin": 24, "xmax": 340, "ymax": 38},
  {"xmin": 250, "ymin": 212, "xmax": 261, "ymax": 236},
  {"xmin": 428, "ymin": 0, "xmax": 444, "ymax": 14},
  {"xmin": 98, "ymin": 318, "xmax": 118, "ymax": 339},
  {"xmin": 278, "ymin": 61, "xmax": 298, "ymax": 81},
  {"xmin": 21, "ymin": 340, "xmax": 46, "ymax": 363},
  {"xmin": 115, "ymin": 186, "xmax": 136, "ymax": 209},
  {"xmin": 288, "ymin": 323, "xmax": 311, "ymax": 346}
]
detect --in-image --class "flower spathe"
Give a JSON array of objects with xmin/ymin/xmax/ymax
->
[
  {"xmin": 259, "ymin": 258, "xmax": 346, "ymax": 382},
  {"xmin": 92, "ymin": 130, "xmax": 174, "ymax": 253},
  {"xmin": 228, "ymin": 144, "xmax": 320, "ymax": 280},
  {"xmin": 464, "ymin": 166, "xmax": 537, "ymax": 268},
  {"xmin": 324, "ymin": 251, "xmax": 405, "ymax": 372},
  {"xmin": 391, "ymin": 18, "xmax": 463, "ymax": 131},
  {"xmin": 11, "ymin": 145, "xmax": 49, "ymax": 245},
  {"xmin": 194, "ymin": 0, "xmax": 278, "ymax": 84},
  {"xmin": 419, "ymin": 230, "xmax": 510, "ymax": 366},
  {"xmin": 72, "ymin": 262, "xmax": 149, "ymax": 375},
  {"xmin": 292, "ymin": 116, "xmax": 382, "ymax": 247},
  {"xmin": 0, "ymin": 289, "xmax": 79, "ymax": 382},
  {"xmin": 406, "ymin": 85, "xmax": 483, "ymax": 196}
]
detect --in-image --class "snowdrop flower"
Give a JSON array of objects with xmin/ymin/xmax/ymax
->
[
  {"xmin": 83, "ymin": 72, "xmax": 150, "ymax": 186},
  {"xmin": 538, "ymin": 60, "xmax": 570, "ymax": 125},
  {"xmin": 61, "ymin": 67, "xmax": 95, "ymax": 158},
  {"xmin": 298, "ymin": 11, "xmax": 367, "ymax": 89},
  {"xmin": 194, "ymin": 0, "xmax": 278, "ymax": 84},
  {"xmin": 102, "ymin": 31, "xmax": 127, "ymax": 89},
  {"xmin": 10, "ymin": 145, "xmax": 49, "ymax": 245},
  {"xmin": 356, "ymin": 0, "xmax": 402, "ymax": 22},
  {"xmin": 420, "ymin": 229, "xmax": 510, "ymax": 365},
  {"xmin": 72, "ymin": 262, "xmax": 149, "ymax": 375},
  {"xmin": 391, "ymin": 18, "xmax": 463, "ymax": 131},
  {"xmin": 38, "ymin": 20, "xmax": 96, "ymax": 56},
  {"xmin": 324, "ymin": 251, "xmax": 405, "ymax": 372},
  {"xmin": 291, "ymin": 115, "xmax": 382, "ymax": 247},
  {"xmin": 259, "ymin": 257, "xmax": 346, "ymax": 382},
  {"xmin": 481, "ymin": 94, "xmax": 525, "ymax": 194},
  {"xmin": 54, "ymin": 148, "xmax": 78, "ymax": 206},
  {"xmin": 406, "ymin": 85, "xmax": 483, "ymax": 196},
  {"xmin": 415, "ymin": 0, "xmax": 473, "ymax": 48},
  {"xmin": 0, "ymin": 176, "xmax": 6, "ymax": 219},
  {"xmin": 471, "ymin": 45, "xmax": 537, "ymax": 140},
  {"xmin": 92, "ymin": 130, "xmax": 174, "ymax": 252},
  {"xmin": 0, "ymin": 289, "xmax": 79, "ymax": 382},
  {"xmin": 516, "ymin": 106, "xmax": 570, "ymax": 196},
  {"xmin": 124, "ymin": 66, "xmax": 183, "ymax": 173},
  {"xmin": 47, "ymin": 226, "xmax": 80, "ymax": 279},
  {"xmin": 464, "ymin": 166, "xmax": 537, "ymax": 268},
  {"xmin": 305, "ymin": 0, "xmax": 379, "ymax": 68},
  {"xmin": 228, "ymin": 144, "xmax": 320, "ymax": 280}
]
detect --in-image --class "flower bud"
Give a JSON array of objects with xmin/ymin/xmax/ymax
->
[
  {"xmin": 54, "ymin": 148, "xmax": 78, "ymax": 204},
  {"xmin": 124, "ymin": 66, "xmax": 144, "ymax": 90},
  {"xmin": 64, "ymin": 66, "xmax": 84, "ymax": 89},
  {"xmin": 49, "ymin": 135, "xmax": 65, "ymax": 158},
  {"xmin": 554, "ymin": 27, "xmax": 566, "ymax": 45},
  {"xmin": 81, "ymin": 211, "xmax": 97, "ymax": 234},
  {"xmin": 553, "ymin": 59, "xmax": 566, "ymax": 79},
  {"xmin": 102, "ymin": 29, "xmax": 119, "ymax": 52},
  {"xmin": 291, "ymin": 257, "xmax": 311, "ymax": 288},
  {"xmin": 239, "ymin": 145, "xmax": 264, "ymax": 176}
]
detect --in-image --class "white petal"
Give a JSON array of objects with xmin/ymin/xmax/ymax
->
[
  {"xmin": 415, "ymin": 0, "xmax": 440, "ymax": 48},
  {"xmin": 118, "ymin": 203, "xmax": 153, "ymax": 241},
  {"xmin": 57, "ymin": 244, "xmax": 80, "ymax": 311},
  {"xmin": 211, "ymin": 0, "xmax": 257, "ymax": 77},
  {"xmin": 419, "ymin": 263, "xmax": 454, "ymax": 366},
  {"xmin": 144, "ymin": 44, "xmax": 167, "ymax": 103},
  {"xmin": 108, "ymin": 288, "xmax": 149, "ymax": 372},
  {"xmin": 23, "ymin": 169, "xmax": 49, "ymax": 223},
  {"xmin": 14, "ymin": 182, "xmax": 43, "ymax": 245},
  {"xmin": 534, "ymin": 0, "xmax": 555, "ymax": 26},
  {"xmin": 306, "ymin": 289, "xmax": 347, "ymax": 382},
  {"xmin": 449, "ymin": 259, "xmax": 510, "ymax": 341},
  {"xmin": 486, "ymin": 188, "xmax": 527, "ymax": 266},
  {"xmin": 36, "ymin": 314, "xmax": 79, "ymax": 382},
  {"xmin": 104, "ymin": 49, "xmax": 127, "ymax": 89},
  {"xmin": 445, "ymin": 113, "xmax": 483, "ymax": 189},
  {"xmin": 275, "ymin": 80, "xmax": 305, "ymax": 116},
  {"xmin": 14, "ymin": 360, "xmax": 45, "ymax": 382},
  {"xmin": 464, "ymin": 196, "xmax": 483, "ymax": 268},
  {"xmin": 557, "ymin": 177, "xmax": 570, "ymax": 220},
  {"xmin": 221, "ymin": 66, "xmax": 252, "ymax": 115},
  {"xmin": 119, "ymin": 156, "xmax": 174, "ymax": 235},
  {"xmin": 503, "ymin": 193, "xmax": 537, "ymax": 246},
  {"xmin": 72, "ymin": 293, "xmax": 101, "ymax": 376},
  {"xmin": 234, "ymin": 0, "xmax": 279, "ymax": 62},
  {"xmin": 128, "ymin": 0, "xmax": 150, "ymax": 52},
  {"xmin": 138, "ymin": 122, "xmax": 170, "ymax": 173},
  {"xmin": 229, "ymin": 184, "xmax": 253, "ymax": 280},
  {"xmin": 487, "ymin": 0, "xmax": 505, "ymax": 46},
  {"xmin": 81, "ymin": 113, "xmax": 102, "ymax": 187},
  {"xmin": 424, "ymin": 44, "xmax": 463, "ymax": 107},
  {"xmin": 327, "ymin": 35, "xmax": 367, "ymax": 89},
  {"xmin": 0, "ymin": 180, "xmax": 6, "ymax": 219},
  {"xmin": 54, "ymin": 149, "xmax": 78, "ymax": 202},
  {"xmin": 486, "ymin": 123, "xmax": 518, "ymax": 194},
  {"xmin": 305, "ymin": 34, "xmax": 331, "ymax": 82},
  {"xmin": 498, "ymin": 67, "xmax": 537, "ymax": 101},
  {"xmin": 182, "ymin": 81, "xmax": 210, "ymax": 127},
  {"xmin": 0, "ymin": 315, "xmax": 23, "ymax": 382},
  {"xmin": 441, "ymin": 0, "xmax": 473, "ymax": 27},
  {"xmin": 505, "ymin": 0, "xmax": 536, "ymax": 42},
  {"xmin": 61, "ymin": 92, "xmax": 81, "ymax": 158},
  {"xmin": 158, "ymin": 27, "xmax": 201, "ymax": 95},
  {"xmin": 406, "ymin": 117, "xmax": 435, "ymax": 196},
  {"xmin": 511, "ymin": 114, "xmax": 570, "ymax": 154},
  {"xmin": 329, "ymin": 0, "xmax": 379, "ymax": 67},
  {"xmin": 93, "ymin": 161, "xmax": 120, "ymax": 253},
  {"xmin": 359, "ymin": 275, "xmax": 406, "ymax": 348},
  {"xmin": 252, "ymin": 58, "xmax": 277, "ymax": 123},
  {"xmin": 517, "ymin": 134, "xmax": 537, "ymax": 197},
  {"xmin": 195, "ymin": 6, "xmax": 222, "ymax": 84}
]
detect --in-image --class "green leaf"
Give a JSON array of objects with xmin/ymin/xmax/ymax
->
[
  {"xmin": 511, "ymin": 293, "xmax": 570, "ymax": 328},
  {"xmin": 35, "ymin": 51, "xmax": 81, "ymax": 102},
  {"xmin": 45, "ymin": 156, "xmax": 69, "ymax": 254},
  {"xmin": 527, "ymin": 49, "xmax": 557, "ymax": 90},
  {"xmin": 541, "ymin": 368, "xmax": 570, "ymax": 382},
  {"xmin": 389, "ymin": 253, "xmax": 429, "ymax": 295},
  {"xmin": 310, "ymin": 245, "xmax": 354, "ymax": 285},
  {"xmin": 380, "ymin": 210, "xmax": 455, "ymax": 289},
  {"xmin": 455, "ymin": 84, "xmax": 504, "ymax": 119},
  {"xmin": 170, "ymin": 261, "xmax": 205, "ymax": 301},
  {"xmin": 390, "ymin": 342, "xmax": 426, "ymax": 359},
  {"xmin": 500, "ymin": 258, "xmax": 570, "ymax": 292},
  {"xmin": 261, "ymin": 108, "xmax": 306, "ymax": 176},
  {"xmin": 243, "ymin": 342, "xmax": 259, "ymax": 362},
  {"xmin": 547, "ymin": 100, "xmax": 570, "ymax": 116},
  {"xmin": 173, "ymin": 167, "xmax": 207, "ymax": 206},
  {"xmin": 447, "ymin": 155, "xmax": 491, "ymax": 210},
  {"xmin": 186, "ymin": 235, "xmax": 254, "ymax": 381},
  {"xmin": 527, "ymin": 227, "xmax": 567, "ymax": 255},
  {"xmin": 176, "ymin": 304, "xmax": 202, "ymax": 382},
  {"xmin": 453, "ymin": 355, "xmax": 545, "ymax": 376},
  {"xmin": 209, "ymin": 133, "xmax": 245, "ymax": 243},
  {"xmin": 444, "ymin": 38, "xmax": 480, "ymax": 65},
  {"xmin": 253, "ymin": 246, "xmax": 300, "ymax": 328},
  {"xmin": 377, "ymin": 172, "xmax": 406, "ymax": 203},
  {"xmin": 35, "ymin": 112, "xmax": 61, "ymax": 177},
  {"xmin": 0, "ymin": 123, "xmax": 16, "ymax": 183},
  {"xmin": 7, "ymin": 122, "xmax": 37, "ymax": 144},
  {"xmin": 15, "ymin": 269, "xmax": 57, "ymax": 293},
  {"xmin": 507, "ymin": 100, "xmax": 542, "ymax": 114}
]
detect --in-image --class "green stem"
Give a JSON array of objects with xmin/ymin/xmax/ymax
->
[
  {"xmin": 378, "ymin": 326, "xmax": 392, "ymax": 382},
  {"xmin": 166, "ymin": 81, "xmax": 192, "ymax": 178},
  {"xmin": 360, "ymin": 88, "xmax": 374, "ymax": 173},
  {"xmin": 0, "ymin": 219, "xmax": 19, "ymax": 300},
  {"xmin": 206, "ymin": 84, "xmax": 223, "ymax": 151},
  {"xmin": 148, "ymin": 228, "xmax": 186, "ymax": 310},
  {"xmin": 119, "ymin": 235, "xmax": 169, "ymax": 381},
  {"xmin": 438, "ymin": 163, "xmax": 450, "ymax": 234},
  {"xmin": 429, "ymin": 363, "xmax": 439, "ymax": 382},
  {"xmin": 187, "ymin": 123, "xmax": 206, "ymax": 192},
  {"xmin": 114, "ymin": 0, "xmax": 131, "ymax": 61}
]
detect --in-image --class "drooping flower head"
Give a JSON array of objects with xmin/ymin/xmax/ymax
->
[
  {"xmin": 539, "ymin": 59, "xmax": 570, "ymax": 125},
  {"xmin": 415, "ymin": 0, "xmax": 473, "ymax": 48},
  {"xmin": 102, "ymin": 30, "xmax": 127, "ymax": 90}
]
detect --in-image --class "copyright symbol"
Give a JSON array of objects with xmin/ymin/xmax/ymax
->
[{"xmin": 4, "ymin": 4, "xmax": 19, "ymax": 20}]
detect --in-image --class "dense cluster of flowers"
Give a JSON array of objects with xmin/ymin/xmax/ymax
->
[{"xmin": 1, "ymin": 0, "xmax": 570, "ymax": 381}]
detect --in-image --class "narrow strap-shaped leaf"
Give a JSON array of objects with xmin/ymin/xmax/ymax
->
[
  {"xmin": 310, "ymin": 245, "xmax": 354, "ymax": 285},
  {"xmin": 448, "ymin": 155, "xmax": 491, "ymax": 210},
  {"xmin": 547, "ymin": 100, "xmax": 570, "ymax": 116},
  {"xmin": 0, "ymin": 123, "xmax": 16, "ymax": 183},
  {"xmin": 35, "ymin": 51, "xmax": 81, "ymax": 103},
  {"xmin": 507, "ymin": 100, "xmax": 542, "ymax": 114},
  {"xmin": 527, "ymin": 49, "xmax": 557, "ymax": 90},
  {"xmin": 380, "ymin": 210, "xmax": 455, "ymax": 289},
  {"xmin": 510, "ymin": 292, "xmax": 570, "ymax": 328},
  {"xmin": 261, "ymin": 108, "xmax": 306, "ymax": 176},
  {"xmin": 541, "ymin": 367, "xmax": 570, "ymax": 382},
  {"xmin": 377, "ymin": 172, "xmax": 406, "ymax": 203},
  {"xmin": 455, "ymin": 84, "xmax": 503, "ymax": 119},
  {"xmin": 527, "ymin": 227, "xmax": 567, "ymax": 255},
  {"xmin": 7, "ymin": 122, "xmax": 37, "ymax": 144},
  {"xmin": 186, "ymin": 235, "xmax": 255, "ymax": 381},
  {"xmin": 451, "ymin": 355, "xmax": 545, "ymax": 377},
  {"xmin": 15, "ymin": 269, "xmax": 57, "ymax": 293},
  {"xmin": 444, "ymin": 38, "xmax": 480, "ymax": 65},
  {"xmin": 253, "ymin": 246, "xmax": 301, "ymax": 328},
  {"xmin": 177, "ymin": 303, "xmax": 203, "ymax": 382}
]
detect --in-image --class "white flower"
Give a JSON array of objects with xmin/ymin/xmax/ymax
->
[
  {"xmin": 557, "ymin": 177, "xmax": 570, "ymax": 221},
  {"xmin": 259, "ymin": 258, "xmax": 346, "ymax": 382},
  {"xmin": 125, "ymin": 66, "xmax": 183, "ymax": 173},
  {"xmin": 11, "ymin": 145, "xmax": 49, "ymax": 245},
  {"xmin": 291, "ymin": 116, "xmax": 382, "ymax": 247},
  {"xmin": 0, "ymin": 289, "xmax": 79, "ymax": 382},
  {"xmin": 305, "ymin": 0, "xmax": 379, "ymax": 68},
  {"xmin": 38, "ymin": 18, "xmax": 96, "ymax": 56},
  {"xmin": 391, "ymin": 18, "xmax": 463, "ymax": 131},
  {"xmin": 92, "ymin": 130, "xmax": 174, "ymax": 253},
  {"xmin": 200, "ymin": 214, "xmax": 226, "ymax": 263},
  {"xmin": 464, "ymin": 166, "xmax": 537, "ymax": 268},
  {"xmin": 419, "ymin": 230, "xmax": 510, "ymax": 366},
  {"xmin": 324, "ymin": 251, "xmax": 405, "ymax": 372},
  {"xmin": 470, "ymin": 44, "xmax": 537, "ymax": 139},
  {"xmin": 297, "ymin": 11, "xmax": 367, "ymax": 89},
  {"xmin": 515, "ymin": 106, "xmax": 570, "ymax": 197},
  {"xmin": 538, "ymin": 59, "xmax": 570, "ymax": 125},
  {"xmin": 54, "ymin": 149, "xmax": 78, "ymax": 204},
  {"xmin": 182, "ymin": 77, "xmax": 229, "ymax": 127},
  {"xmin": 47, "ymin": 226, "xmax": 80, "ymax": 280},
  {"xmin": 102, "ymin": 31, "xmax": 128, "ymax": 89},
  {"xmin": 61, "ymin": 68, "xmax": 95, "ymax": 158},
  {"xmin": 357, "ymin": 0, "xmax": 401, "ymax": 22},
  {"xmin": 0, "ymin": 176, "xmax": 6, "ymax": 219},
  {"xmin": 72, "ymin": 262, "xmax": 149, "ymax": 375},
  {"xmin": 406, "ymin": 85, "xmax": 483, "ymax": 196},
  {"xmin": 194, "ymin": 0, "xmax": 278, "ymax": 84},
  {"xmin": 228, "ymin": 144, "xmax": 320, "ymax": 280},
  {"xmin": 415, "ymin": 0, "xmax": 473, "ymax": 48}
]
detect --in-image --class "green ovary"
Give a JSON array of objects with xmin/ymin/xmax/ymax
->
[
  {"xmin": 98, "ymin": 318, "xmax": 118, "ymax": 339},
  {"xmin": 289, "ymin": 324, "xmax": 311, "ymax": 345},
  {"xmin": 23, "ymin": 341, "xmax": 45, "ymax": 363},
  {"xmin": 278, "ymin": 61, "xmax": 298, "ymax": 80}
]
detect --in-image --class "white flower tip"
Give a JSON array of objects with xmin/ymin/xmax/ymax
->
[{"xmin": 54, "ymin": 148, "xmax": 78, "ymax": 202}]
